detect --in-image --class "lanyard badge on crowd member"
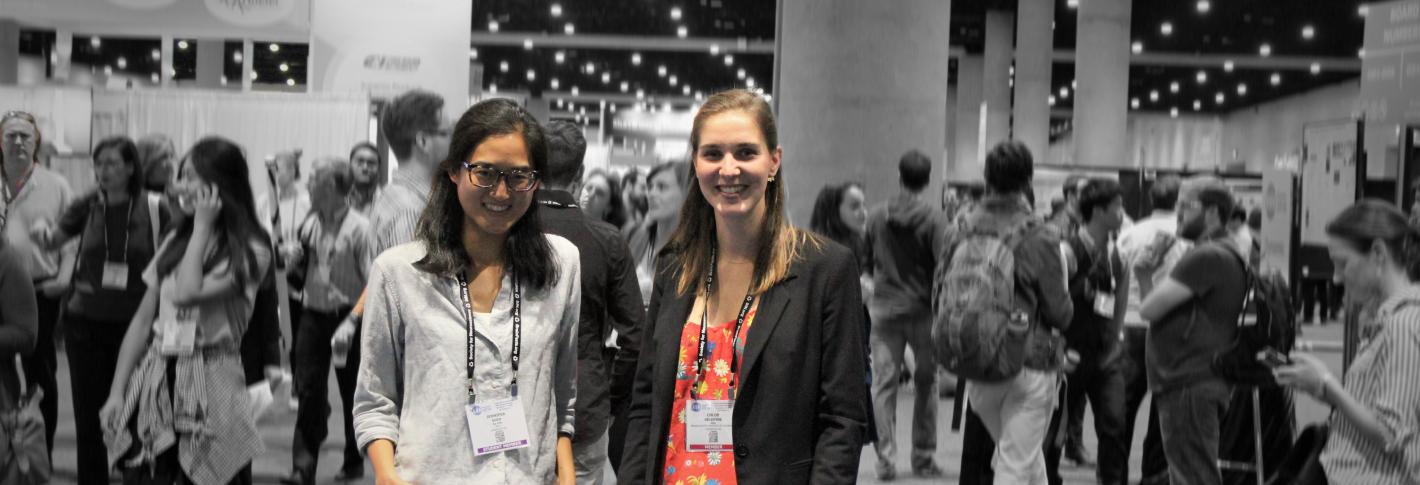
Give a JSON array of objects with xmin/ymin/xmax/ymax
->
[
  {"xmin": 457, "ymin": 270, "xmax": 532, "ymax": 456},
  {"xmin": 99, "ymin": 194, "xmax": 135, "ymax": 291},
  {"xmin": 687, "ymin": 247, "xmax": 755, "ymax": 453}
]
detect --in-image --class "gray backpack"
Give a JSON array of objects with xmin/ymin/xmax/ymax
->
[{"xmin": 934, "ymin": 219, "xmax": 1036, "ymax": 382}]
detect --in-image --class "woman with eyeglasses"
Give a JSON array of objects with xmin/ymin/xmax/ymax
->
[
  {"xmin": 99, "ymin": 137, "xmax": 273, "ymax": 485},
  {"xmin": 353, "ymin": 99, "xmax": 579, "ymax": 485},
  {"xmin": 30, "ymin": 136, "xmax": 172, "ymax": 485},
  {"xmin": 619, "ymin": 90, "xmax": 868, "ymax": 484}
]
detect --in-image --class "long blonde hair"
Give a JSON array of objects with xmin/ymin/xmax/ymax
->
[{"xmin": 661, "ymin": 89, "xmax": 819, "ymax": 296}]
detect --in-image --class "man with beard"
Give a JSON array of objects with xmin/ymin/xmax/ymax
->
[
  {"xmin": 346, "ymin": 142, "xmax": 382, "ymax": 215},
  {"xmin": 1139, "ymin": 178, "xmax": 1245, "ymax": 485}
]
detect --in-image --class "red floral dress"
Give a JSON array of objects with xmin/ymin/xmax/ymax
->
[{"xmin": 662, "ymin": 309, "xmax": 757, "ymax": 485}]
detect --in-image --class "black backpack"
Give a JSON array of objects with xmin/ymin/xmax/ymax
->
[{"xmin": 1210, "ymin": 242, "xmax": 1297, "ymax": 387}]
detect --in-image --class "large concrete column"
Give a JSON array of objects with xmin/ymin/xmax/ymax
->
[
  {"xmin": 776, "ymin": 0, "xmax": 951, "ymax": 221},
  {"xmin": 1073, "ymin": 0, "xmax": 1132, "ymax": 166},
  {"xmin": 160, "ymin": 35, "xmax": 174, "ymax": 88},
  {"xmin": 241, "ymin": 40, "xmax": 254, "ymax": 92},
  {"xmin": 982, "ymin": 9, "xmax": 1014, "ymax": 151},
  {"xmin": 954, "ymin": 55, "xmax": 985, "ymax": 181},
  {"xmin": 1014, "ymin": 0, "xmax": 1055, "ymax": 161},
  {"xmin": 0, "ymin": 19, "xmax": 20, "ymax": 85},
  {"xmin": 195, "ymin": 39, "xmax": 224, "ymax": 88}
]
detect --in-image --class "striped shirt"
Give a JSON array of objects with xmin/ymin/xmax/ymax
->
[
  {"xmin": 365, "ymin": 164, "xmax": 431, "ymax": 263},
  {"xmin": 297, "ymin": 211, "xmax": 371, "ymax": 312},
  {"xmin": 1321, "ymin": 286, "xmax": 1420, "ymax": 484}
]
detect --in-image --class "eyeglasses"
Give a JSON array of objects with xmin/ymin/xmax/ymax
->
[{"xmin": 462, "ymin": 162, "xmax": 538, "ymax": 192}]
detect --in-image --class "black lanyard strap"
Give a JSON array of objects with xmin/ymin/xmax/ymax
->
[
  {"xmin": 693, "ymin": 249, "xmax": 755, "ymax": 399},
  {"xmin": 457, "ymin": 269, "xmax": 522, "ymax": 403}
]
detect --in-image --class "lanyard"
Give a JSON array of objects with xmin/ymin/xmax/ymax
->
[
  {"xmin": 692, "ymin": 249, "xmax": 755, "ymax": 399},
  {"xmin": 538, "ymin": 199, "xmax": 578, "ymax": 209},
  {"xmin": 457, "ymin": 270, "xmax": 521, "ymax": 403},
  {"xmin": 101, "ymin": 195, "xmax": 134, "ymax": 263}
]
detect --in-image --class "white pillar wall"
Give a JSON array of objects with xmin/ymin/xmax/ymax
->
[
  {"xmin": 195, "ymin": 39, "xmax": 223, "ymax": 88},
  {"xmin": 1013, "ymin": 0, "xmax": 1055, "ymax": 162},
  {"xmin": 776, "ymin": 0, "xmax": 951, "ymax": 222},
  {"xmin": 982, "ymin": 9, "xmax": 1014, "ymax": 152},
  {"xmin": 0, "ymin": 19, "xmax": 19, "ymax": 85},
  {"xmin": 954, "ymin": 55, "xmax": 985, "ymax": 181},
  {"xmin": 1074, "ymin": 0, "xmax": 1132, "ymax": 167}
]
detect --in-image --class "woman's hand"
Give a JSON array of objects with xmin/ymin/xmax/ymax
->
[
  {"xmin": 374, "ymin": 471, "xmax": 411, "ymax": 485},
  {"xmin": 1274, "ymin": 352, "xmax": 1334, "ymax": 400},
  {"xmin": 192, "ymin": 185, "xmax": 222, "ymax": 226},
  {"xmin": 99, "ymin": 396, "xmax": 124, "ymax": 434}
]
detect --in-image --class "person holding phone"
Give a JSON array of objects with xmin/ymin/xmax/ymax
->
[
  {"xmin": 1273, "ymin": 200, "xmax": 1420, "ymax": 483},
  {"xmin": 353, "ymin": 99, "xmax": 579, "ymax": 485}
]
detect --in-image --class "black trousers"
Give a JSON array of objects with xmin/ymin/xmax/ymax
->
[
  {"xmin": 1122, "ymin": 327, "xmax": 1169, "ymax": 484},
  {"xmin": 958, "ymin": 403, "xmax": 995, "ymax": 485},
  {"xmin": 64, "ymin": 313, "xmax": 129, "ymax": 485},
  {"xmin": 290, "ymin": 307, "xmax": 361, "ymax": 477},
  {"xmin": 1300, "ymin": 279, "xmax": 1335, "ymax": 322},
  {"xmin": 1047, "ymin": 356, "xmax": 1129, "ymax": 485},
  {"xmin": 606, "ymin": 348, "xmax": 634, "ymax": 476},
  {"xmin": 25, "ymin": 290, "xmax": 59, "ymax": 459}
]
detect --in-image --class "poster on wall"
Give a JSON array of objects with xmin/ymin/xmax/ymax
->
[
  {"xmin": 308, "ymin": 0, "xmax": 471, "ymax": 120},
  {"xmin": 1260, "ymin": 161, "xmax": 1296, "ymax": 277},
  {"xmin": 1300, "ymin": 120, "xmax": 1359, "ymax": 244},
  {"xmin": 0, "ymin": 0, "xmax": 309, "ymax": 40}
]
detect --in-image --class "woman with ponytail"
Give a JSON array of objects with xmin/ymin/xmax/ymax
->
[{"xmin": 1273, "ymin": 199, "xmax": 1420, "ymax": 483}]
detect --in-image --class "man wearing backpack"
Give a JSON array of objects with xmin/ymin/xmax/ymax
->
[
  {"xmin": 1053, "ymin": 178, "xmax": 1131, "ymax": 485},
  {"xmin": 1139, "ymin": 178, "xmax": 1244, "ymax": 485},
  {"xmin": 866, "ymin": 149, "xmax": 946, "ymax": 480},
  {"xmin": 941, "ymin": 141, "xmax": 1073, "ymax": 484}
]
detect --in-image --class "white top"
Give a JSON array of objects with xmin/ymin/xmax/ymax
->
[{"xmin": 354, "ymin": 237, "xmax": 581, "ymax": 484}]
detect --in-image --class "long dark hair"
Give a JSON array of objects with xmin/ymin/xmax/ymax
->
[
  {"xmin": 1325, "ymin": 199, "xmax": 1420, "ymax": 279},
  {"xmin": 810, "ymin": 182, "xmax": 862, "ymax": 245},
  {"xmin": 413, "ymin": 98, "xmax": 558, "ymax": 290},
  {"xmin": 585, "ymin": 169, "xmax": 626, "ymax": 228},
  {"xmin": 155, "ymin": 137, "xmax": 270, "ymax": 288},
  {"xmin": 92, "ymin": 136, "xmax": 143, "ymax": 197}
]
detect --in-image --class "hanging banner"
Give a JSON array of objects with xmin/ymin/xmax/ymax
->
[
  {"xmin": 308, "ymin": 0, "xmax": 471, "ymax": 119},
  {"xmin": 0, "ymin": 0, "xmax": 309, "ymax": 41},
  {"xmin": 1260, "ymin": 160, "xmax": 1296, "ymax": 277},
  {"xmin": 1359, "ymin": 0, "xmax": 1420, "ymax": 126}
]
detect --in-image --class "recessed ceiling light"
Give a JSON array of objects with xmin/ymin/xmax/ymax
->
[
  {"xmin": 102, "ymin": 65, "xmax": 113, "ymax": 76},
  {"xmin": 523, "ymin": 39, "xmax": 534, "ymax": 50},
  {"xmin": 151, "ymin": 49, "xmax": 161, "ymax": 61},
  {"xmin": 551, "ymin": 78, "xmax": 560, "ymax": 90},
  {"xmin": 269, "ymin": 43, "xmax": 280, "ymax": 52},
  {"xmin": 747, "ymin": 78, "xmax": 756, "ymax": 88},
  {"xmin": 177, "ymin": 40, "xmax": 189, "ymax": 50},
  {"xmin": 1259, "ymin": 44, "xmax": 1271, "ymax": 56},
  {"xmin": 736, "ymin": 68, "xmax": 747, "ymax": 80},
  {"xmin": 1150, "ymin": 90, "xmax": 1160, "ymax": 101},
  {"xmin": 527, "ymin": 69, "xmax": 536, "ymax": 81},
  {"xmin": 1193, "ymin": 100, "xmax": 1202, "ymax": 111},
  {"xmin": 1067, "ymin": 0, "xmax": 1078, "ymax": 8},
  {"xmin": 550, "ymin": 3, "xmax": 562, "ymax": 17},
  {"xmin": 154, "ymin": 73, "xmax": 162, "ymax": 84},
  {"xmin": 677, "ymin": 26, "xmax": 688, "ymax": 38},
  {"xmin": 279, "ymin": 62, "xmax": 289, "ymax": 72},
  {"xmin": 724, "ymin": 55, "xmax": 734, "ymax": 66},
  {"xmin": 116, "ymin": 57, "xmax": 127, "ymax": 69},
  {"xmin": 1131, "ymin": 98, "xmax": 1140, "ymax": 109},
  {"xmin": 489, "ymin": 21, "xmax": 499, "ymax": 32},
  {"xmin": 1072, "ymin": 79, "xmax": 1077, "ymax": 89},
  {"xmin": 1215, "ymin": 92, "xmax": 1225, "ymax": 104},
  {"xmin": 632, "ymin": 53, "xmax": 642, "ymax": 65},
  {"xmin": 1131, "ymin": 41, "xmax": 1143, "ymax": 54},
  {"xmin": 1048, "ymin": 95, "xmax": 1056, "ymax": 106},
  {"xmin": 1059, "ymin": 86, "xmax": 1070, "ymax": 99},
  {"xmin": 490, "ymin": 84, "xmax": 498, "ymax": 93},
  {"xmin": 695, "ymin": 91, "xmax": 704, "ymax": 101},
  {"xmin": 234, "ymin": 51, "xmax": 244, "ymax": 63},
  {"xmin": 468, "ymin": 49, "xmax": 477, "ymax": 60},
  {"xmin": 1359, "ymin": 48, "xmax": 1366, "ymax": 58},
  {"xmin": 671, "ymin": 6, "xmax": 682, "ymax": 20},
  {"xmin": 565, "ymin": 23, "xmax": 575, "ymax": 35},
  {"xmin": 1359, "ymin": 5, "xmax": 1369, "ymax": 17},
  {"xmin": 1237, "ymin": 83, "xmax": 1248, "ymax": 95},
  {"xmin": 1302, "ymin": 25, "xmax": 1315, "ymax": 40},
  {"xmin": 710, "ymin": 44, "xmax": 720, "ymax": 55},
  {"xmin": 1196, "ymin": 71, "xmax": 1208, "ymax": 84},
  {"xmin": 554, "ymin": 51, "xmax": 565, "ymax": 64},
  {"xmin": 669, "ymin": 75, "xmax": 678, "ymax": 86},
  {"xmin": 1223, "ymin": 60, "xmax": 1234, "ymax": 72},
  {"xmin": 287, "ymin": 78, "xmax": 296, "ymax": 87},
  {"xmin": 499, "ymin": 61, "xmax": 509, "ymax": 72},
  {"xmin": 620, "ymin": 81, "xmax": 629, "ymax": 92},
  {"xmin": 585, "ymin": 62, "xmax": 595, "ymax": 74},
  {"xmin": 1197, "ymin": 0, "xmax": 1210, "ymax": 13},
  {"xmin": 1161, "ymin": 22, "xmax": 1173, "ymax": 36},
  {"xmin": 601, "ymin": 72, "xmax": 610, "ymax": 83},
  {"xmin": 251, "ymin": 71, "xmax": 258, "ymax": 80},
  {"xmin": 1270, "ymin": 73, "xmax": 1282, "ymax": 86},
  {"xmin": 90, "ymin": 37, "xmax": 101, "ymax": 48},
  {"xmin": 683, "ymin": 85, "xmax": 691, "ymax": 95},
  {"xmin": 636, "ymin": 89, "xmax": 645, "ymax": 100},
  {"xmin": 658, "ymin": 65, "xmax": 667, "ymax": 77},
  {"xmin": 1310, "ymin": 62, "xmax": 1322, "ymax": 74},
  {"xmin": 609, "ymin": 104, "xmax": 618, "ymax": 113},
  {"xmin": 1170, "ymin": 81, "xmax": 1180, "ymax": 93},
  {"xmin": 571, "ymin": 86, "xmax": 579, "ymax": 96}
]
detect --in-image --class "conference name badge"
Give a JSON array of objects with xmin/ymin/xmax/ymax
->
[
  {"xmin": 159, "ymin": 307, "xmax": 198, "ymax": 356},
  {"xmin": 685, "ymin": 399, "xmax": 734, "ymax": 452},
  {"xmin": 465, "ymin": 396, "xmax": 531, "ymax": 456},
  {"xmin": 1094, "ymin": 292, "xmax": 1116, "ymax": 319},
  {"xmin": 101, "ymin": 262, "xmax": 129, "ymax": 290}
]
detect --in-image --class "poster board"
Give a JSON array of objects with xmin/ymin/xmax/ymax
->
[
  {"xmin": 1260, "ymin": 163, "xmax": 1296, "ymax": 278},
  {"xmin": 1300, "ymin": 120, "xmax": 1360, "ymax": 245}
]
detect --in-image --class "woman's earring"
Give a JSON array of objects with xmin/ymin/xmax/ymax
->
[{"xmin": 768, "ymin": 174, "xmax": 776, "ymax": 183}]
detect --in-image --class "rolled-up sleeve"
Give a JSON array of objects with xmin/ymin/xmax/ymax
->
[
  {"xmin": 555, "ymin": 253, "xmax": 582, "ymax": 437},
  {"xmin": 353, "ymin": 258, "xmax": 405, "ymax": 453}
]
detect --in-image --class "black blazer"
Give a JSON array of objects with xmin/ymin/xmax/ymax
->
[{"xmin": 620, "ymin": 237, "xmax": 868, "ymax": 484}]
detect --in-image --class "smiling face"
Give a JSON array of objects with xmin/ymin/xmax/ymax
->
[
  {"xmin": 692, "ymin": 110, "xmax": 781, "ymax": 223},
  {"xmin": 645, "ymin": 168, "xmax": 684, "ymax": 223},
  {"xmin": 171, "ymin": 157, "xmax": 210, "ymax": 216},
  {"xmin": 838, "ymin": 185, "xmax": 867, "ymax": 234},
  {"xmin": 449, "ymin": 132, "xmax": 538, "ymax": 240}
]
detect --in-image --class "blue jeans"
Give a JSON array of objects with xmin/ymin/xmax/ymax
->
[{"xmin": 1156, "ymin": 379, "xmax": 1232, "ymax": 485}]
